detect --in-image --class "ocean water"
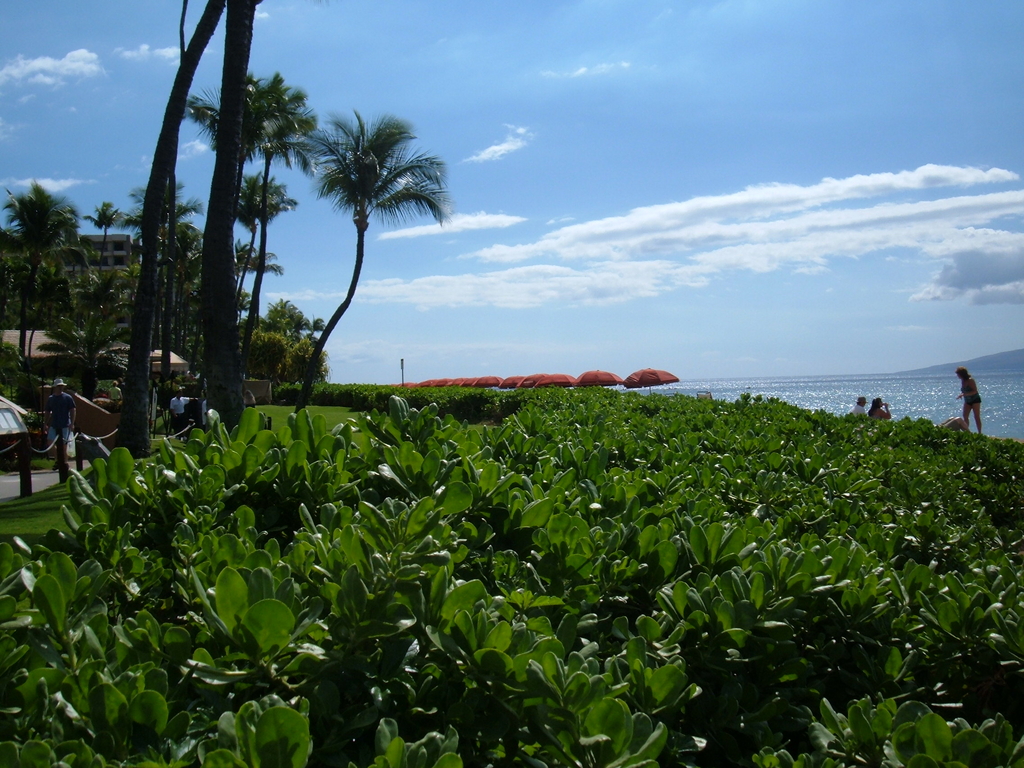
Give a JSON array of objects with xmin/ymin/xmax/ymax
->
[{"xmin": 652, "ymin": 370, "xmax": 1024, "ymax": 439}]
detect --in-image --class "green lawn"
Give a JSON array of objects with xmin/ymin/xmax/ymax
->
[
  {"xmin": 0, "ymin": 481, "xmax": 70, "ymax": 540},
  {"xmin": 0, "ymin": 404, "xmax": 359, "ymax": 539},
  {"xmin": 255, "ymin": 404, "xmax": 359, "ymax": 431}
]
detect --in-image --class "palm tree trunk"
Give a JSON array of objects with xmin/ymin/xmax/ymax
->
[
  {"xmin": 235, "ymin": 225, "xmax": 258, "ymax": 304},
  {"xmin": 119, "ymin": 0, "xmax": 225, "ymax": 458},
  {"xmin": 18, "ymin": 258, "xmax": 40, "ymax": 373},
  {"xmin": 161, "ymin": 172, "xmax": 178, "ymax": 377},
  {"xmin": 201, "ymin": 0, "xmax": 256, "ymax": 430},
  {"xmin": 239, "ymin": 156, "xmax": 272, "ymax": 373},
  {"xmin": 296, "ymin": 224, "xmax": 366, "ymax": 410}
]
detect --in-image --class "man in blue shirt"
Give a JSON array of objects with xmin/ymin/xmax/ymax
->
[{"xmin": 45, "ymin": 378, "xmax": 76, "ymax": 444}]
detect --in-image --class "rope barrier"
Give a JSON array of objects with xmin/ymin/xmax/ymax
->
[
  {"xmin": 80, "ymin": 427, "xmax": 119, "ymax": 441},
  {"xmin": 164, "ymin": 423, "xmax": 195, "ymax": 440},
  {"xmin": 30, "ymin": 436, "xmax": 61, "ymax": 454}
]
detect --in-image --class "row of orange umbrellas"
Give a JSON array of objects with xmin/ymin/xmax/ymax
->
[{"xmin": 395, "ymin": 368, "xmax": 679, "ymax": 390}]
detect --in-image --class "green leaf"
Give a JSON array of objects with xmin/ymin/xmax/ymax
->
[
  {"xmin": 808, "ymin": 723, "xmax": 836, "ymax": 752},
  {"xmin": 951, "ymin": 729, "xmax": 992, "ymax": 765},
  {"xmin": 236, "ymin": 406, "xmax": 261, "ymax": 443},
  {"xmin": 242, "ymin": 599, "xmax": 296, "ymax": 657},
  {"xmin": 483, "ymin": 621, "xmax": 512, "ymax": 651},
  {"xmin": 14, "ymin": 668, "xmax": 64, "ymax": 710},
  {"xmin": 439, "ymin": 481, "xmax": 473, "ymax": 516},
  {"xmin": 473, "ymin": 648, "xmax": 513, "ymax": 675},
  {"xmin": 18, "ymin": 741, "xmax": 54, "ymax": 768},
  {"xmin": 647, "ymin": 665, "xmax": 689, "ymax": 708},
  {"xmin": 163, "ymin": 626, "xmax": 192, "ymax": 664},
  {"xmin": 583, "ymin": 698, "xmax": 632, "ymax": 758},
  {"xmin": 255, "ymin": 707, "xmax": 311, "ymax": 768},
  {"xmin": 376, "ymin": 719, "xmax": 400, "ymax": 757},
  {"xmin": 130, "ymin": 689, "xmax": 169, "ymax": 734},
  {"xmin": 441, "ymin": 580, "xmax": 488, "ymax": 623},
  {"xmin": 88, "ymin": 682, "xmax": 129, "ymax": 735},
  {"xmin": 905, "ymin": 755, "xmax": 940, "ymax": 768},
  {"xmin": 0, "ymin": 742, "xmax": 19, "ymax": 768},
  {"xmin": 915, "ymin": 713, "xmax": 952, "ymax": 761},
  {"xmin": 689, "ymin": 525, "xmax": 708, "ymax": 565},
  {"xmin": 285, "ymin": 440, "xmax": 309, "ymax": 476},
  {"xmin": 430, "ymin": 755, "xmax": 463, "ymax": 768},
  {"xmin": 45, "ymin": 551, "xmax": 77, "ymax": 603},
  {"xmin": 215, "ymin": 567, "xmax": 249, "ymax": 636},
  {"xmin": 202, "ymin": 748, "xmax": 247, "ymax": 768},
  {"xmin": 32, "ymin": 573, "xmax": 66, "ymax": 636},
  {"xmin": 385, "ymin": 736, "xmax": 406, "ymax": 768},
  {"xmin": 521, "ymin": 497, "xmax": 553, "ymax": 527},
  {"xmin": 884, "ymin": 647, "xmax": 903, "ymax": 678}
]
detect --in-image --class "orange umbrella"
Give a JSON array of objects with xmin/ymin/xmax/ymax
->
[
  {"xmin": 420, "ymin": 378, "xmax": 453, "ymax": 387},
  {"xmin": 535, "ymin": 373, "xmax": 578, "ymax": 387},
  {"xmin": 576, "ymin": 370, "xmax": 624, "ymax": 387},
  {"xmin": 472, "ymin": 376, "xmax": 503, "ymax": 388},
  {"xmin": 623, "ymin": 368, "xmax": 680, "ymax": 389},
  {"xmin": 517, "ymin": 373, "xmax": 547, "ymax": 389},
  {"xmin": 499, "ymin": 376, "xmax": 525, "ymax": 389}
]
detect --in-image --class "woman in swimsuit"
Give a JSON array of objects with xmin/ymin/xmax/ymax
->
[
  {"xmin": 868, "ymin": 398, "xmax": 891, "ymax": 419},
  {"xmin": 955, "ymin": 366, "xmax": 982, "ymax": 433}
]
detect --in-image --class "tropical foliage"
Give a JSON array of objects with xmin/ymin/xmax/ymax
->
[
  {"xmin": 246, "ymin": 329, "xmax": 327, "ymax": 384},
  {"xmin": 37, "ymin": 317, "xmax": 128, "ymax": 400},
  {"xmin": 2, "ymin": 390, "xmax": 1023, "ymax": 768},
  {"xmin": 1, "ymin": 182, "xmax": 82, "ymax": 368}
]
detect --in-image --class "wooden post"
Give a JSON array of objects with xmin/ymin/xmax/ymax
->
[
  {"xmin": 18, "ymin": 433, "xmax": 32, "ymax": 498},
  {"xmin": 56, "ymin": 433, "xmax": 69, "ymax": 483}
]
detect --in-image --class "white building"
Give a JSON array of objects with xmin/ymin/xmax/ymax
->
[{"xmin": 81, "ymin": 233, "xmax": 134, "ymax": 271}]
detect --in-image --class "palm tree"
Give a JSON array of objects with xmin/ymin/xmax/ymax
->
[
  {"xmin": 120, "ymin": 0, "xmax": 225, "ymax": 458},
  {"xmin": 2, "ymin": 182, "xmax": 80, "ymax": 370},
  {"xmin": 234, "ymin": 173, "xmax": 296, "ymax": 303},
  {"xmin": 84, "ymin": 201, "xmax": 123, "ymax": 268},
  {"xmin": 240, "ymin": 75, "xmax": 315, "ymax": 374},
  {"xmin": 71, "ymin": 268, "xmax": 133, "ymax": 324},
  {"xmin": 190, "ymin": 73, "xmax": 314, "ymax": 375},
  {"xmin": 263, "ymin": 299, "xmax": 322, "ymax": 342},
  {"xmin": 198, "ymin": 0, "xmax": 260, "ymax": 432},
  {"xmin": 295, "ymin": 112, "xmax": 451, "ymax": 410},
  {"xmin": 38, "ymin": 316, "xmax": 128, "ymax": 400}
]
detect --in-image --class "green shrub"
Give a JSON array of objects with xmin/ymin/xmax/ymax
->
[{"xmin": 1, "ymin": 392, "xmax": 1022, "ymax": 767}]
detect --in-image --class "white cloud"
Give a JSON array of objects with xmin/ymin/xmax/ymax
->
[
  {"xmin": 0, "ymin": 49, "xmax": 103, "ymax": 87},
  {"xmin": 1, "ymin": 177, "xmax": 89, "ymax": 192},
  {"xmin": 357, "ymin": 260, "xmax": 705, "ymax": 310},
  {"xmin": 379, "ymin": 212, "xmax": 527, "ymax": 240},
  {"xmin": 911, "ymin": 247, "xmax": 1024, "ymax": 304},
  {"xmin": 0, "ymin": 117, "xmax": 11, "ymax": 141},
  {"xmin": 352, "ymin": 164, "xmax": 1024, "ymax": 309},
  {"xmin": 255, "ymin": 11, "xmax": 270, "ymax": 20},
  {"xmin": 541, "ymin": 61, "xmax": 631, "ymax": 78},
  {"xmin": 464, "ymin": 125, "xmax": 533, "ymax": 163},
  {"xmin": 178, "ymin": 139, "xmax": 208, "ymax": 160},
  {"xmin": 116, "ymin": 44, "xmax": 178, "ymax": 62}
]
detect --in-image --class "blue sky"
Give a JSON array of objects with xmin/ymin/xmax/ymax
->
[{"xmin": 3, "ymin": 1, "xmax": 1023, "ymax": 384}]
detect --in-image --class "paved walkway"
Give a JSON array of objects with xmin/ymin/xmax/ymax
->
[{"xmin": 0, "ymin": 470, "xmax": 64, "ymax": 503}]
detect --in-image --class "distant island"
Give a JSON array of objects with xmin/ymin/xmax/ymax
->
[{"xmin": 897, "ymin": 347, "xmax": 1024, "ymax": 375}]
